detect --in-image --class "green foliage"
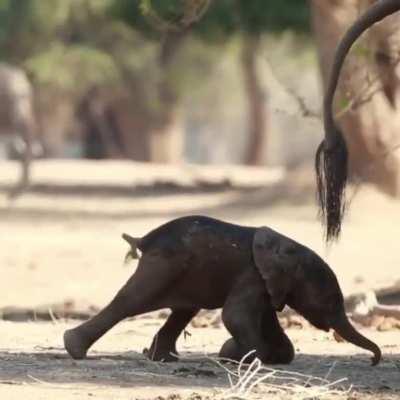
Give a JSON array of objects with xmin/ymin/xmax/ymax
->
[
  {"xmin": 140, "ymin": 0, "xmax": 184, "ymax": 23},
  {"xmin": 0, "ymin": 1, "xmax": 75, "ymax": 59},
  {"xmin": 251, "ymin": 0, "xmax": 309, "ymax": 32},
  {"xmin": 25, "ymin": 43, "xmax": 120, "ymax": 94},
  {"xmin": 0, "ymin": 0, "xmax": 311, "ymax": 97},
  {"xmin": 144, "ymin": 0, "xmax": 310, "ymax": 35},
  {"xmin": 108, "ymin": 0, "xmax": 154, "ymax": 38},
  {"xmin": 337, "ymin": 97, "xmax": 351, "ymax": 113},
  {"xmin": 0, "ymin": 0, "xmax": 126, "ymax": 91},
  {"xmin": 111, "ymin": 0, "xmax": 310, "ymax": 40}
]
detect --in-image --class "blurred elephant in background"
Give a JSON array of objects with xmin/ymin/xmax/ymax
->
[{"xmin": 0, "ymin": 62, "xmax": 39, "ymax": 197}]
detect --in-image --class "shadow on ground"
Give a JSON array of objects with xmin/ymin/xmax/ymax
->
[
  {"xmin": 0, "ymin": 178, "xmax": 314, "ymax": 223},
  {"xmin": 0, "ymin": 350, "xmax": 399, "ymax": 395}
]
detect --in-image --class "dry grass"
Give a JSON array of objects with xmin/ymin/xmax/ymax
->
[{"xmin": 174, "ymin": 352, "xmax": 351, "ymax": 400}]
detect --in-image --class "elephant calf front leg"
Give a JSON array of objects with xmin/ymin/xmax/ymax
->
[
  {"xmin": 144, "ymin": 308, "xmax": 199, "ymax": 362},
  {"xmin": 219, "ymin": 310, "xmax": 294, "ymax": 365},
  {"xmin": 221, "ymin": 270, "xmax": 294, "ymax": 365}
]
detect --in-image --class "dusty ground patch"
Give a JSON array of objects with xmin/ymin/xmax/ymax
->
[
  {"xmin": 0, "ymin": 320, "xmax": 399, "ymax": 399},
  {"xmin": 1, "ymin": 160, "xmax": 400, "ymax": 399}
]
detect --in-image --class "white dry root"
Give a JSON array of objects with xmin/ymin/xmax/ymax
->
[
  {"xmin": 168, "ymin": 352, "xmax": 350, "ymax": 400},
  {"xmin": 211, "ymin": 352, "xmax": 351, "ymax": 400}
]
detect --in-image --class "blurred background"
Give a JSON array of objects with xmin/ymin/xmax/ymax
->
[
  {"xmin": 0, "ymin": 0, "xmax": 400, "ymax": 314},
  {"xmin": 0, "ymin": 0, "xmax": 318, "ymax": 169}
]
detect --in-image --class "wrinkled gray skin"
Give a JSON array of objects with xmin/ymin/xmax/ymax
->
[{"xmin": 64, "ymin": 216, "xmax": 381, "ymax": 365}]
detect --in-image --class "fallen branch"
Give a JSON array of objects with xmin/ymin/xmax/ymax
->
[
  {"xmin": 0, "ymin": 303, "xmax": 99, "ymax": 322},
  {"xmin": 344, "ymin": 289, "xmax": 400, "ymax": 331}
]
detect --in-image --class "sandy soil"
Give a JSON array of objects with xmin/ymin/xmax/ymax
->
[{"xmin": 0, "ymin": 160, "xmax": 399, "ymax": 399}]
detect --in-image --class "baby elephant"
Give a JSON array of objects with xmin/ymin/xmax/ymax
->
[{"xmin": 64, "ymin": 216, "xmax": 381, "ymax": 365}]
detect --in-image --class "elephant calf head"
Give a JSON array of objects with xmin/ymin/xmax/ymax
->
[{"xmin": 253, "ymin": 227, "xmax": 381, "ymax": 366}]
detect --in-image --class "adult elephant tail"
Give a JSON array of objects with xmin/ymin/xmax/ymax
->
[
  {"xmin": 316, "ymin": 0, "xmax": 400, "ymax": 242},
  {"xmin": 315, "ymin": 129, "xmax": 347, "ymax": 242}
]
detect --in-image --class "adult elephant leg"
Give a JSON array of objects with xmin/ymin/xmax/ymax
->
[
  {"xmin": 9, "ymin": 101, "xmax": 34, "ymax": 199},
  {"xmin": 64, "ymin": 254, "xmax": 185, "ymax": 360},
  {"xmin": 18, "ymin": 118, "xmax": 33, "ymax": 195},
  {"xmin": 145, "ymin": 308, "xmax": 199, "ymax": 362},
  {"xmin": 0, "ymin": 62, "xmax": 36, "ymax": 199}
]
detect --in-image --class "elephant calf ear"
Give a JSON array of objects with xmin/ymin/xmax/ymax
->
[{"xmin": 252, "ymin": 227, "xmax": 295, "ymax": 311}]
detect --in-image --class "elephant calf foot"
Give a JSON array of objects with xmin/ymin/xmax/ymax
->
[
  {"xmin": 64, "ymin": 328, "xmax": 91, "ymax": 360},
  {"xmin": 143, "ymin": 343, "xmax": 178, "ymax": 362},
  {"xmin": 219, "ymin": 337, "xmax": 256, "ymax": 363},
  {"xmin": 219, "ymin": 337, "xmax": 294, "ymax": 365}
]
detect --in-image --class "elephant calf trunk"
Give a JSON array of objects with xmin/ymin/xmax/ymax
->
[{"xmin": 332, "ymin": 313, "xmax": 381, "ymax": 366}]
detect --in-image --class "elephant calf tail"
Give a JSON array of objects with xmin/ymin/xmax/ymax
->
[{"xmin": 122, "ymin": 233, "xmax": 141, "ymax": 262}]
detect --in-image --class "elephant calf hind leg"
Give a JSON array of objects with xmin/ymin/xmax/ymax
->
[
  {"xmin": 145, "ymin": 308, "xmax": 199, "ymax": 362},
  {"xmin": 64, "ymin": 254, "xmax": 185, "ymax": 360}
]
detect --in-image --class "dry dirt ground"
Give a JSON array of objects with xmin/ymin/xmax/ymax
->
[{"xmin": 0, "ymin": 160, "xmax": 399, "ymax": 400}]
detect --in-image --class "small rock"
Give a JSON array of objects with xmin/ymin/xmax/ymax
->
[
  {"xmin": 370, "ymin": 315, "xmax": 385, "ymax": 328},
  {"xmin": 377, "ymin": 317, "xmax": 395, "ymax": 331}
]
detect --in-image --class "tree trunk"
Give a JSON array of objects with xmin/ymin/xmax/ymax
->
[
  {"xmin": 311, "ymin": 0, "xmax": 400, "ymax": 195},
  {"xmin": 241, "ymin": 34, "xmax": 267, "ymax": 165},
  {"xmin": 148, "ymin": 31, "xmax": 187, "ymax": 163},
  {"xmin": 109, "ymin": 90, "xmax": 152, "ymax": 162}
]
